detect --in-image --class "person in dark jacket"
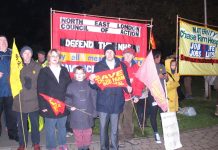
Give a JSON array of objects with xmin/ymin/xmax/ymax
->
[
  {"xmin": 0, "ymin": 35, "xmax": 18, "ymax": 141},
  {"xmin": 89, "ymin": 44, "xmax": 132, "ymax": 150},
  {"xmin": 13, "ymin": 46, "xmax": 41, "ymax": 150},
  {"xmin": 37, "ymin": 49, "xmax": 71, "ymax": 150},
  {"xmin": 65, "ymin": 66, "xmax": 97, "ymax": 150}
]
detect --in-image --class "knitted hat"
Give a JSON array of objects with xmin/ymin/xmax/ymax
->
[
  {"xmin": 122, "ymin": 48, "xmax": 136, "ymax": 56},
  {"xmin": 20, "ymin": 46, "xmax": 33, "ymax": 56},
  {"xmin": 104, "ymin": 44, "xmax": 116, "ymax": 54}
]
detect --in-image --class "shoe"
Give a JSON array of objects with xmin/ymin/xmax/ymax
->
[
  {"xmin": 154, "ymin": 133, "xmax": 162, "ymax": 144},
  {"xmin": 9, "ymin": 135, "xmax": 19, "ymax": 142},
  {"xmin": 185, "ymin": 95, "xmax": 193, "ymax": 100},
  {"xmin": 118, "ymin": 141, "xmax": 126, "ymax": 148},
  {"xmin": 125, "ymin": 139, "xmax": 140, "ymax": 145},
  {"xmin": 17, "ymin": 145, "xmax": 25, "ymax": 150},
  {"xmin": 33, "ymin": 144, "xmax": 41, "ymax": 150},
  {"xmin": 66, "ymin": 132, "xmax": 73, "ymax": 137},
  {"xmin": 59, "ymin": 144, "xmax": 68, "ymax": 150}
]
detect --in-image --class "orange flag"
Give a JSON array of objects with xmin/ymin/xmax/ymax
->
[
  {"xmin": 39, "ymin": 93, "xmax": 65, "ymax": 116},
  {"xmin": 150, "ymin": 32, "xmax": 156, "ymax": 50}
]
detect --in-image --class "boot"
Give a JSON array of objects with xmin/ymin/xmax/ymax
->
[
  {"xmin": 17, "ymin": 145, "xmax": 25, "ymax": 150},
  {"xmin": 33, "ymin": 144, "xmax": 41, "ymax": 150},
  {"xmin": 215, "ymin": 105, "xmax": 218, "ymax": 116}
]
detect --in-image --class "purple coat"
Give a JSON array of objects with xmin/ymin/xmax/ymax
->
[{"xmin": 65, "ymin": 79, "xmax": 97, "ymax": 129}]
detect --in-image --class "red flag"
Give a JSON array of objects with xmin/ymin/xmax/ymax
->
[
  {"xmin": 150, "ymin": 32, "xmax": 156, "ymax": 49},
  {"xmin": 39, "ymin": 93, "xmax": 65, "ymax": 116},
  {"xmin": 94, "ymin": 66, "xmax": 128, "ymax": 90},
  {"xmin": 135, "ymin": 52, "xmax": 167, "ymax": 112}
]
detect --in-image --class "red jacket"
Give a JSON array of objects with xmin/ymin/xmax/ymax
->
[{"xmin": 123, "ymin": 61, "xmax": 145, "ymax": 101}]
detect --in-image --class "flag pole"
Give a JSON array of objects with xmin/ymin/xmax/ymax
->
[
  {"xmin": 142, "ymin": 89, "xmax": 147, "ymax": 134},
  {"xmin": 18, "ymin": 94, "xmax": 27, "ymax": 149},
  {"xmin": 65, "ymin": 104, "xmax": 94, "ymax": 117}
]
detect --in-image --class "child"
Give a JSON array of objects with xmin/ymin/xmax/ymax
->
[
  {"xmin": 165, "ymin": 59, "xmax": 180, "ymax": 112},
  {"xmin": 65, "ymin": 66, "xmax": 97, "ymax": 150}
]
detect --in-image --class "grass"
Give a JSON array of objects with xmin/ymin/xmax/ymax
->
[{"xmin": 93, "ymin": 76, "xmax": 218, "ymax": 137}]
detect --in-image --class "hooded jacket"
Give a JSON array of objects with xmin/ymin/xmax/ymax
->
[{"xmin": 165, "ymin": 58, "xmax": 180, "ymax": 112}]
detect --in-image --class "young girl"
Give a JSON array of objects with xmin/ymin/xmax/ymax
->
[
  {"xmin": 165, "ymin": 59, "xmax": 180, "ymax": 112},
  {"xmin": 65, "ymin": 66, "xmax": 97, "ymax": 150}
]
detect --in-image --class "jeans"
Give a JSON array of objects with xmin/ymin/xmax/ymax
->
[
  {"xmin": 0, "ymin": 96, "xmax": 18, "ymax": 138},
  {"xmin": 17, "ymin": 111, "xmax": 40, "ymax": 146},
  {"xmin": 45, "ymin": 116, "xmax": 67, "ymax": 149},
  {"xmin": 99, "ymin": 112, "xmax": 119, "ymax": 150},
  {"xmin": 147, "ymin": 92, "xmax": 158, "ymax": 133}
]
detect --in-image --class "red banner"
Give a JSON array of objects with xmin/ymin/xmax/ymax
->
[
  {"xmin": 52, "ymin": 11, "xmax": 147, "ymax": 76},
  {"xmin": 39, "ymin": 93, "xmax": 65, "ymax": 116},
  {"xmin": 94, "ymin": 66, "xmax": 127, "ymax": 90}
]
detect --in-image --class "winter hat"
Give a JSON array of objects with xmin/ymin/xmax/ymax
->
[
  {"xmin": 122, "ymin": 48, "xmax": 136, "ymax": 56},
  {"xmin": 104, "ymin": 44, "xmax": 116, "ymax": 54},
  {"xmin": 20, "ymin": 46, "xmax": 33, "ymax": 56}
]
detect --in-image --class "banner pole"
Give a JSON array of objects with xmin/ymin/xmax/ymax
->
[
  {"xmin": 50, "ymin": 8, "xmax": 53, "ymax": 49},
  {"xmin": 178, "ymin": 16, "xmax": 218, "ymax": 29},
  {"xmin": 175, "ymin": 15, "xmax": 179, "ymax": 65},
  {"xmin": 52, "ymin": 9, "xmax": 151, "ymax": 23},
  {"xmin": 148, "ymin": 18, "xmax": 153, "ymax": 50}
]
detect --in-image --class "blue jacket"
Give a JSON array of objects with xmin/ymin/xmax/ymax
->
[
  {"xmin": 0, "ymin": 49, "xmax": 12, "ymax": 97},
  {"xmin": 89, "ymin": 57, "xmax": 131, "ymax": 114}
]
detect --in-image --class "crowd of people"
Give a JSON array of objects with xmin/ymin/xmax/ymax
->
[{"xmin": 0, "ymin": 35, "xmax": 218, "ymax": 150}]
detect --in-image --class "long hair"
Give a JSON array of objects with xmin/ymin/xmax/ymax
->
[{"xmin": 47, "ymin": 49, "xmax": 61, "ymax": 66}]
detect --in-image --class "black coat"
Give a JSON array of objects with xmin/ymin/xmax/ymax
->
[
  {"xmin": 89, "ymin": 57, "xmax": 131, "ymax": 114},
  {"xmin": 37, "ymin": 66, "xmax": 71, "ymax": 118}
]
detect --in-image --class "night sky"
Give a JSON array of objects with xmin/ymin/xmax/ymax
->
[{"xmin": 0, "ymin": 0, "xmax": 218, "ymax": 58}]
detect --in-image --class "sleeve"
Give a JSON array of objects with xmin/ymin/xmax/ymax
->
[
  {"xmin": 132, "ymin": 77, "xmax": 145, "ymax": 97},
  {"xmin": 89, "ymin": 64, "xmax": 101, "ymax": 90},
  {"xmin": 37, "ymin": 69, "xmax": 48, "ymax": 111},
  {"xmin": 65, "ymin": 84, "xmax": 73, "ymax": 110},
  {"xmin": 90, "ymin": 87, "xmax": 97, "ymax": 117}
]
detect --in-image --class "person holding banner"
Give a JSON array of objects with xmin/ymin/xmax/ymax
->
[
  {"xmin": 89, "ymin": 44, "xmax": 132, "ymax": 150},
  {"xmin": 146, "ymin": 50, "xmax": 167, "ymax": 144},
  {"xmin": 65, "ymin": 66, "xmax": 97, "ymax": 150},
  {"xmin": 119, "ymin": 48, "xmax": 144, "ymax": 146},
  {"xmin": 37, "ymin": 49, "xmax": 71, "ymax": 150},
  {"xmin": 0, "ymin": 35, "xmax": 19, "ymax": 141},
  {"xmin": 12, "ymin": 46, "xmax": 41, "ymax": 150}
]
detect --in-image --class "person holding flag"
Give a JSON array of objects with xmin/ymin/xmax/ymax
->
[
  {"xmin": 37, "ymin": 49, "xmax": 71, "ymax": 150},
  {"xmin": 119, "ymin": 48, "xmax": 145, "ymax": 146},
  {"xmin": 12, "ymin": 46, "xmax": 41, "ymax": 150},
  {"xmin": 146, "ymin": 50, "xmax": 167, "ymax": 144},
  {"xmin": 89, "ymin": 44, "xmax": 132, "ymax": 150},
  {"xmin": 65, "ymin": 66, "xmax": 97, "ymax": 150},
  {"xmin": 0, "ymin": 35, "xmax": 18, "ymax": 141}
]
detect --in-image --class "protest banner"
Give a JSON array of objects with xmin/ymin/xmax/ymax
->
[
  {"xmin": 51, "ymin": 10, "xmax": 148, "ymax": 76},
  {"xmin": 94, "ymin": 66, "xmax": 127, "ymax": 90},
  {"xmin": 161, "ymin": 112, "xmax": 182, "ymax": 150},
  {"xmin": 179, "ymin": 20, "xmax": 218, "ymax": 75}
]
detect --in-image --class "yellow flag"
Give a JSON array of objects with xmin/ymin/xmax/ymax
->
[{"xmin": 10, "ymin": 39, "xmax": 23, "ymax": 98}]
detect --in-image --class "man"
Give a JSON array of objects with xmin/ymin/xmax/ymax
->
[
  {"xmin": 36, "ymin": 50, "xmax": 47, "ymax": 67},
  {"xmin": 0, "ymin": 35, "xmax": 18, "ymax": 141},
  {"xmin": 89, "ymin": 44, "xmax": 132, "ymax": 150},
  {"xmin": 119, "ymin": 48, "xmax": 144, "ymax": 146}
]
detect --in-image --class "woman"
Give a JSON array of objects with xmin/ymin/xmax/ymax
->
[
  {"xmin": 37, "ymin": 49, "xmax": 71, "ymax": 150},
  {"xmin": 13, "ymin": 46, "xmax": 41, "ymax": 150}
]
